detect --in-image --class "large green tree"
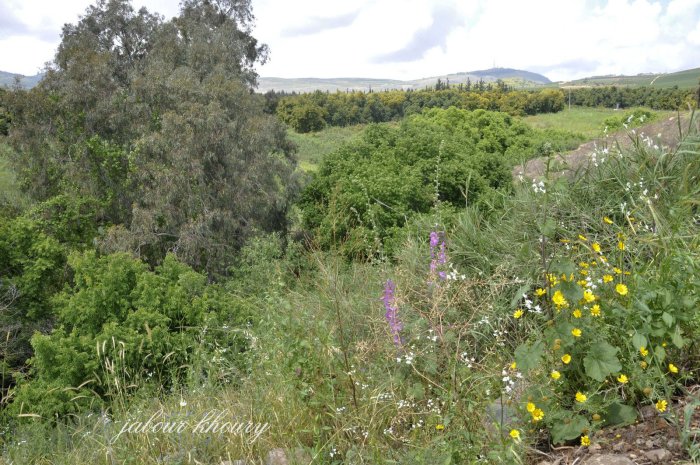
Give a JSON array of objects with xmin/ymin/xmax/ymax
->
[{"xmin": 6, "ymin": 0, "xmax": 298, "ymax": 278}]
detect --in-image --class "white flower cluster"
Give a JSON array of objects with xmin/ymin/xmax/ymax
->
[
  {"xmin": 521, "ymin": 293, "xmax": 542, "ymax": 314},
  {"xmin": 502, "ymin": 368, "xmax": 523, "ymax": 395},
  {"xmin": 531, "ymin": 179, "xmax": 546, "ymax": 194}
]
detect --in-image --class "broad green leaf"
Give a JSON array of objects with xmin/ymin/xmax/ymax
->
[
  {"xmin": 549, "ymin": 258, "xmax": 576, "ymax": 277},
  {"xmin": 605, "ymin": 402, "xmax": 637, "ymax": 426},
  {"xmin": 559, "ymin": 280, "xmax": 584, "ymax": 304},
  {"xmin": 514, "ymin": 340, "xmax": 545, "ymax": 372},
  {"xmin": 631, "ymin": 332, "xmax": 647, "ymax": 350},
  {"xmin": 583, "ymin": 342, "xmax": 621, "ymax": 381},
  {"xmin": 539, "ymin": 218, "xmax": 556, "ymax": 237},
  {"xmin": 551, "ymin": 415, "xmax": 589, "ymax": 444},
  {"xmin": 661, "ymin": 312, "xmax": 674, "ymax": 327}
]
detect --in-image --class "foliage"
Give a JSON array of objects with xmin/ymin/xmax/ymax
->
[
  {"xmin": 3, "ymin": 0, "xmax": 298, "ymax": 278},
  {"xmin": 300, "ymin": 108, "xmax": 583, "ymax": 256},
  {"xmin": 5, "ymin": 252, "xmax": 251, "ymax": 420},
  {"xmin": 601, "ymin": 108, "xmax": 656, "ymax": 132},
  {"xmin": 273, "ymin": 87, "xmax": 566, "ymax": 132},
  {"xmin": 569, "ymin": 85, "xmax": 695, "ymax": 110}
]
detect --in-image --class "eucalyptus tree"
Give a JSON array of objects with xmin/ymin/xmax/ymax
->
[{"xmin": 6, "ymin": 0, "xmax": 298, "ymax": 278}]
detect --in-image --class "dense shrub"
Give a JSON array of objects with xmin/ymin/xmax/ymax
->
[
  {"xmin": 5, "ymin": 252, "xmax": 251, "ymax": 420},
  {"xmin": 299, "ymin": 107, "xmax": 583, "ymax": 256}
]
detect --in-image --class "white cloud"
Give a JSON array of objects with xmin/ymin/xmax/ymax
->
[{"xmin": 0, "ymin": 0, "xmax": 698, "ymax": 81}]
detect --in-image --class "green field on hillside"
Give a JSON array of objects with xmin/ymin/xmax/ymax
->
[
  {"xmin": 523, "ymin": 106, "xmax": 672, "ymax": 139},
  {"xmin": 563, "ymin": 67, "xmax": 700, "ymax": 89},
  {"xmin": 288, "ymin": 124, "xmax": 373, "ymax": 171}
]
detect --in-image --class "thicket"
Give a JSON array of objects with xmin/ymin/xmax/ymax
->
[
  {"xmin": 0, "ymin": 0, "xmax": 295, "ymax": 429},
  {"xmin": 266, "ymin": 84, "xmax": 694, "ymax": 134},
  {"xmin": 569, "ymin": 85, "xmax": 696, "ymax": 110},
  {"xmin": 299, "ymin": 107, "xmax": 584, "ymax": 257},
  {"xmin": 1, "ymin": 0, "xmax": 298, "ymax": 280},
  {"xmin": 271, "ymin": 87, "xmax": 566, "ymax": 132}
]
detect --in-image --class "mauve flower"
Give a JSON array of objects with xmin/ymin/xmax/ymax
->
[{"xmin": 383, "ymin": 279, "xmax": 403, "ymax": 346}]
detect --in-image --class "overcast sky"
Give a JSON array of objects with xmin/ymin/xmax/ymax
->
[{"xmin": 1, "ymin": 0, "xmax": 699, "ymax": 82}]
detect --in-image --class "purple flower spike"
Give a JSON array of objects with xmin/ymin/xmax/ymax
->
[{"xmin": 383, "ymin": 279, "xmax": 403, "ymax": 346}]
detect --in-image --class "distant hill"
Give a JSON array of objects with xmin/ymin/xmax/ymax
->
[
  {"xmin": 560, "ymin": 67, "xmax": 700, "ymax": 89},
  {"xmin": 258, "ymin": 68, "xmax": 551, "ymax": 93},
  {"xmin": 0, "ymin": 70, "xmax": 44, "ymax": 89}
]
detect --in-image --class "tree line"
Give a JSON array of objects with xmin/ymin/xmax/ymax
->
[
  {"xmin": 265, "ymin": 83, "xmax": 696, "ymax": 133},
  {"xmin": 267, "ymin": 87, "xmax": 567, "ymax": 133}
]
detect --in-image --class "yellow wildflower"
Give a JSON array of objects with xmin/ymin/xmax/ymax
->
[
  {"xmin": 510, "ymin": 361, "xmax": 517, "ymax": 370},
  {"xmin": 618, "ymin": 241, "xmax": 626, "ymax": 251},
  {"xmin": 592, "ymin": 242, "xmax": 601, "ymax": 253},
  {"xmin": 603, "ymin": 274, "xmax": 613, "ymax": 283},
  {"xmin": 573, "ymin": 309, "xmax": 582, "ymax": 318},
  {"xmin": 562, "ymin": 354, "xmax": 572, "ymax": 364},
  {"xmin": 590, "ymin": 304, "xmax": 601, "ymax": 317},
  {"xmin": 435, "ymin": 424, "xmax": 445, "ymax": 430},
  {"xmin": 531, "ymin": 408, "xmax": 544, "ymax": 422},
  {"xmin": 640, "ymin": 360, "xmax": 648, "ymax": 369},
  {"xmin": 513, "ymin": 309, "xmax": 524, "ymax": 319},
  {"xmin": 668, "ymin": 363, "xmax": 678, "ymax": 374},
  {"xmin": 551, "ymin": 370, "xmax": 561, "ymax": 380},
  {"xmin": 613, "ymin": 267, "xmax": 622, "ymax": 274},
  {"xmin": 617, "ymin": 374, "xmax": 629, "ymax": 384},
  {"xmin": 604, "ymin": 216, "xmax": 613, "ymax": 224},
  {"xmin": 581, "ymin": 435, "xmax": 591, "ymax": 446},
  {"xmin": 509, "ymin": 429, "xmax": 520, "ymax": 440},
  {"xmin": 578, "ymin": 234, "xmax": 588, "ymax": 241},
  {"xmin": 571, "ymin": 328, "xmax": 582, "ymax": 338},
  {"xmin": 535, "ymin": 288, "xmax": 546, "ymax": 297},
  {"xmin": 526, "ymin": 402, "xmax": 536, "ymax": 413},
  {"xmin": 575, "ymin": 392, "xmax": 587, "ymax": 403},
  {"xmin": 615, "ymin": 283, "xmax": 628, "ymax": 296},
  {"xmin": 577, "ymin": 279, "xmax": 588, "ymax": 287},
  {"xmin": 580, "ymin": 269, "xmax": 588, "ymax": 276},
  {"xmin": 579, "ymin": 262, "xmax": 589, "ymax": 269},
  {"xmin": 639, "ymin": 346, "xmax": 649, "ymax": 357},
  {"xmin": 552, "ymin": 290, "xmax": 568, "ymax": 307},
  {"xmin": 655, "ymin": 399, "xmax": 668, "ymax": 413},
  {"xmin": 583, "ymin": 290, "xmax": 596, "ymax": 302}
]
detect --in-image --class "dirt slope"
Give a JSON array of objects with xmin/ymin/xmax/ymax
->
[{"xmin": 515, "ymin": 112, "xmax": 698, "ymax": 180}]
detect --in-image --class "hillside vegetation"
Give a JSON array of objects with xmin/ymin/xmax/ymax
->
[{"xmin": 1, "ymin": 1, "xmax": 700, "ymax": 464}]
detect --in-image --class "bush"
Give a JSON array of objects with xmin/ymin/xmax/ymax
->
[
  {"xmin": 300, "ymin": 108, "xmax": 582, "ymax": 257},
  {"xmin": 5, "ymin": 252, "xmax": 252, "ymax": 420}
]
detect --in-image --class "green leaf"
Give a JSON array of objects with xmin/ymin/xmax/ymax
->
[
  {"xmin": 661, "ymin": 312, "xmax": 674, "ymax": 327},
  {"xmin": 605, "ymin": 402, "xmax": 637, "ymax": 426},
  {"xmin": 631, "ymin": 332, "xmax": 647, "ymax": 350},
  {"xmin": 551, "ymin": 415, "xmax": 589, "ymax": 444},
  {"xmin": 514, "ymin": 340, "xmax": 545, "ymax": 372},
  {"xmin": 550, "ymin": 258, "xmax": 575, "ymax": 277},
  {"xmin": 559, "ymin": 280, "xmax": 584, "ymax": 304},
  {"xmin": 671, "ymin": 326, "xmax": 685, "ymax": 348},
  {"xmin": 583, "ymin": 342, "xmax": 621, "ymax": 382},
  {"xmin": 539, "ymin": 218, "xmax": 556, "ymax": 237}
]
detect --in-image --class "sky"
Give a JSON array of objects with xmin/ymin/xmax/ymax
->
[{"xmin": 1, "ymin": 0, "xmax": 699, "ymax": 82}]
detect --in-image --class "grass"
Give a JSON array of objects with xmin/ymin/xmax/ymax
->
[
  {"xmin": 2, "ymin": 118, "xmax": 700, "ymax": 464},
  {"xmin": 522, "ymin": 107, "xmax": 673, "ymax": 139},
  {"xmin": 288, "ymin": 125, "xmax": 370, "ymax": 171}
]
